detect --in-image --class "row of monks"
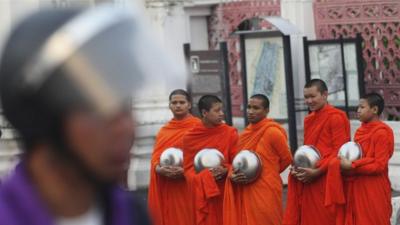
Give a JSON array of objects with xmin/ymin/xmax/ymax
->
[{"xmin": 147, "ymin": 79, "xmax": 394, "ymax": 225}]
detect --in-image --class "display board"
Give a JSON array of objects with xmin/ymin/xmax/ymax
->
[
  {"xmin": 304, "ymin": 35, "xmax": 365, "ymax": 115},
  {"xmin": 184, "ymin": 43, "xmax": 232, "ymax": 125}
]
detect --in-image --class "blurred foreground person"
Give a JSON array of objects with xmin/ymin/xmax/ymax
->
[
  {"xmin": 224, "ymin": 94, "xmax": 292, "ymax": 225},
  {"xmin": 0, "ymin": 5, "xmax": 154, "ymax": 225},
  {"xmin": 147, "ymin": 89, "xmax": 200, "ymax": 225}
]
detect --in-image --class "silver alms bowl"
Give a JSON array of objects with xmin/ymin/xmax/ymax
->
[
  {"xmin": 194, "ymin": 148, "xmax": 224, "ymax": 173},
  {"xmin": 294, "ymin": 145, "xmax": 321, "ymax": 168},
  {"xmin": 232, "ymin": 150, "xmax": 262, "ymax": 182},
  {"xmin": 338, "ymin": 141, "xmax": 362, "ymax": 162},
  {"xmin": 160, "ymin": 147, "xmax": 183, "ymax": 167}
]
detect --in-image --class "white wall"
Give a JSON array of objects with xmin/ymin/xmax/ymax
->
[
  {"xmin": 145, "ymin": 2, "xmax": 188, "ymax": 88},
  {"xmin": 280, "ymin": 0, "xmax": 317, "ymax": 140},
  {"xmin": 281, "ymin": 0, "xmax": 315, "ymax": 39},
  {"xmin": 0, "ymin": 1, "xmax": 12, "ymax": 56},
  {"xmin": 189, "ymin": 16, "xmax": 209, "ymax": 50}
]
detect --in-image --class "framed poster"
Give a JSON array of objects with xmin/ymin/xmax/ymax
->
[
  {"xmin": 184, "ymin": 43, "xmax": 233, "ymax": 125},
  {"xmin": 304, "ymin": 35, "xmax": 364, "ymax": 114},
  {"xmin": 239, "ymin": 31, "xmax": 297, "ymax": 151},
  {"xmin": 244, "ymin": 35, "xmax": 288, "ymax": 120}
]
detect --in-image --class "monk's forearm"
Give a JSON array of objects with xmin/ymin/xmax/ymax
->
[
  {"xmin": 317, "ymin": 161, "xmax": 329, "ymax": 174},
  {"xmin": 351, "ymin": 160, "xmax": 386, "ymax": 175},
  {"xmin": 198, "ymin": 169, "xmax": 221, "ymax": 198},
  {"xmin": 314, "ymin": 168, "xmax": 323, "ymax": 178}
]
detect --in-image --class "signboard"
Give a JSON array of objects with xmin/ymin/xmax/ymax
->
[
  {"xmin": 184, "ymin": 43, "xmax": 232, "ymax": 125},
  {"xmin": 238, "ymin": 31, "xmax": 297, "ymax": 151},
  {"xmin": 244, "ymin": 36, "xmax": 288, "ymax": 120},
  {"xmin": 304, "ymin": 35, "xmax": 365, "ymax": 116}
]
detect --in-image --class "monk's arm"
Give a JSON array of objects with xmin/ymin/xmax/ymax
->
[
  {"xmin": 182, "ymin": 139, "xmax": 196, "ymax": 180},
  {"xmin": 352, "ymin": 130, "xmax": 393, "ymax": 175},
  {"xmin": 319, "ymin": 115, "xmax": 351, "ymax": 172},
  {"xmin": 229, "ymin": 130, "xmax": 240, "ymax": 163},
  {"xmin": 182, "ymin": 136, "xmax": 221, "ymax": 197},
  {"xmin": 330, "ymin": 115, "xmax": 350, "ymax": 150},
  {"xmin": 264, "ymin": 128, "xmax": 293, "ymax": 172},
  {"xmin": 151, "ymin": 133, "xmax": 163, "ymax": 169}
]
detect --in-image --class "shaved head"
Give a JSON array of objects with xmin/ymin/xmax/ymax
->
[
  {"xmin": 250, "ymin": 94, "xmax": 269, "ymax": 109},
  {"xmin": 361, "ymin": 92, "xmax": 385, "ymax": 115},
  {"xmin": 304, "ymin": 79, "xmax": 328, "ymax": 94}
]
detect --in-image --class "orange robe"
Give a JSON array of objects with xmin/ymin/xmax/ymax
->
[
  {"xmin": 283, "ymin": 104, "xmax": 350, "ymax": 225},
  {"xmin": 325, "ymin": 121, "xmax": 394, "ymax": 225},
  {"xmin": 183, "ymin": 122, "xmax": 238, "ymax": 225},
  {"xmin": 223, "ymin": 118, "xmax": 293, "ymax": 225},
  {"xmin": 147, "ymin": 115, "xmax": 201, "ymax": 225}
]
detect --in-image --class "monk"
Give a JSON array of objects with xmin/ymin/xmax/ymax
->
[
  {"xmin": 148, "ymin": 89, "xmax": 201, "ymax": 225},
  {"xmin": 224, "ymin": 94, "xmax": 292, "ymax": 225},
  {"xmin": 182, "ymin": 95, "xmax": 238, "ymax": 225},
  {"xmin": 327, "ymin": 93, "xmax": 394, "ymax": 225},
  {"xmin": 283, "ymin": 79, "xmax": 351, "ymax": 225}
]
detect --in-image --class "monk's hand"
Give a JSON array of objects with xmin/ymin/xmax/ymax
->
[
  {"xmin": 168, "ymin": 166, "xmax": 184, "ymax": 179},
  {"xmin": 210, "ymin": 166, "xmax": 227, "ymax": 181},
  {"xmin": 295, "ymin": 167, "xmax": 321, "ymax": 183},
  {"xmin": 340, "ymin": 157, "xmax": 352, "ymax": 171},
  {"xmin": 289, "ymin": 166, "xmax": 300, "ymax": 176},
  {"xmin": 230, "ymin": 171, "xmax": 249, "ymax": 184},
  {"xmin": 156, "ymin": 165, "xmax": 184, "ymax": 179}
]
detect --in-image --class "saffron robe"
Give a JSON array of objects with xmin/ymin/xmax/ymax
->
[
  {"xmin": 284, "ymin": 104, "xmax": 350, "ymax": 225},
  {"xmin": 147, "ymin": 115, "xmax": 200, "ymax": 225},
  {"xmin": 183, "ymin": 122, "xmax": 238, "ymax": 225},
  {"xmin": 325, "ymin": 121, "xmax": 394, "ymax": 225},
  {"xmin": 224, "ymin": 118, "xmax": 293, "ymax": 225}
]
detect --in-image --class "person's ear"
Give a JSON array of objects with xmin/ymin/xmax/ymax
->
[
  {"xmin": 201, "ymin": 109, "xmax": 207, "ymax": 118},
  {"xmin": 322, "ymin": 91, "xmax": 328, "ymax": 100},
  {"xmin": 265, "ymin": 108, "xmax": 270, "ymax": 115},
  {"xmin": 372, "ymin": 106, "xmax": 379, "ymax": 115}
]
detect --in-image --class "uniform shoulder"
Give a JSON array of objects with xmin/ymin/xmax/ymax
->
[
  {"xmin": 327, "ymin": 108, "xmax": 348, "ymax": 123},
  {"xmin": 328, "ymin": 106, "xmax": 347, "ymax": 117},
  {"xmin": 225, "ymin": 123, "xmax": 237, "ymax": 131},
  {"xmin": 374, "ymin": 122, "xmax": 394, "ymax": 138},
  {"xmin": 264, "ymin": 125, "xmax": 286, "ymax": 139}
]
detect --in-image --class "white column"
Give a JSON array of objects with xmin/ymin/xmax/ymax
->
[
  {"xmin": 280, "ymin": 0, "xmax": 316, "ymax": 146},
  {"xmin": 184, "ymin": 6, "xmax": 212, "ymax": 51},
  {"xmin": 281, "ymin": 0, "xmax": 315, "ymax": 39},
  {"xmin": 146, "ymin": 2, "xmax": 188, "ymax": 86},
  {"xmin": 127, "ymin": 1, "xmax": 188, "ymax": 189},
  {"xmin": 0, "ymin": 1, "xmax": 12, "ymax": 54}
]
